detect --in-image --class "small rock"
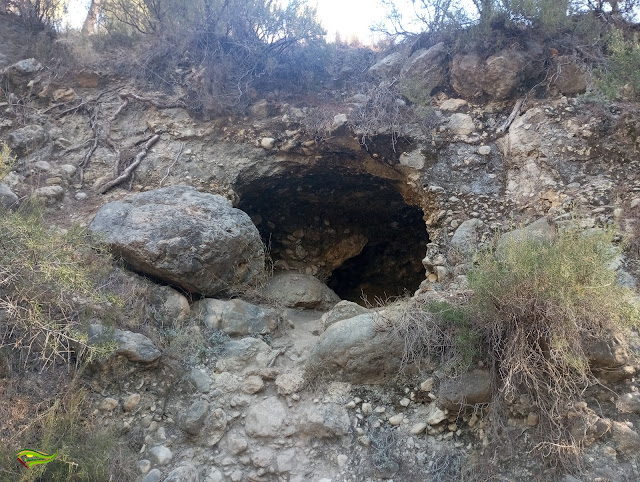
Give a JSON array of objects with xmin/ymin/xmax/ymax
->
[
  {"xmin": 527, "ymin": 412, "xmax": 539, "ymax": 427},
  {"xmin": 411, "ymin": 422, "xmax": 427, "ymax": 434},
  {"xmin": 7, "ymin": 124, "xmax": 47, "ymax": 157},
  {"xmin": 362, "ymin": 403, "xmax": 373, "ymax": 415},
  {"xmin": 137, "ymin": 459, "xmax": 151, "ymax": 474},
  {"xmin": 227, "ymin": 433, "xmax": 248, "ymax": 455},
  {"xmin": 358, "ymin": 435, "xmax": 370, "ymax": 446},
  {"xmin": 52, "ymin": 88, "xmax": 76, "ymax": 102},
  {"xmin": 100, "ymin": 397, "xmax": 118, "ymax": 411},
  {"xmin": 399, "ymin": 397, "xmax": 411, "ymax": 407},
  {"xmin": 33, "ymin": 160, "xmax": 52, "ymax": 172},
  {"xmin": 189, "ymin": 368, "xmax": 211, "ymax": 393},
  {"xmin": 424, "ymin": 404, "xmax": 447, "ymax": 425},
  {"xmin": 440, "ymin": 99, "xmax": 467, "ymax": 112},
  {"xmin": 448, "ymin": 113, "xmax": 475, "ymax": 136},
  {"xmin": 180, "ymin": 400, "xmax": 209, "ymax": 436},
  {"xmin": 242, "ymin": 375, "xmax": 264, "ymax": 394},
  {"xmin": 617, "ymin": 392, "xmax": 640, "ymax": 414},
  {"xmin": 45, "ymin": 177, "xmax": 63, "ymax": 185},
  {"xmin": 345, "ymin": 400, "xmax": 356, "ymax": 409},
  {"xmin": 163, "ymin": 463, "xmax": 200, "ymax": 482},
  {"xmin": 113, "ymin": 329, "xmax": 161, "ymax": 363},
  {"xmin": 275, "ymin": 369, "xmax": 305, "ymax": 395},
  {"xmin": 321, "ymin": 300, "xmax": 370, "ymax": 331},
  {"xmin": 478, "ymin": 145, "xmax": 491, "ymax": 156},
  {"xmin": 420, "ymin": 378, "xmax": 434, "ymax": 392},
  {"xmin": 76, "ymin": 69, "xmax": 100, "ymax": 88},
  {"xmin": 75, "ymin": 192, "xmax": 87, "ymax": 201},
  {"xmin": 332, "ymin": 113, "xmax": 348, "ymax": 128},
  {"xmin": 389, "ymin": 414, "xmax": 403, "ymax": 426},
  {"xmin": 149, "ymin": 445, "xmax": 173, "ymax": 466},
  {"xmin": 612, "ymin": 421, "xmax": 640, "ymax": 455},
  {"xmin": 142, "ymin": 469, "xmax": 163, "ymax": 482},
  {"xmin": 32, "ymin": 185, "xmax": 64, "ymax": 204},
  {"xmin": 60, "ymin": 164, "xmax": 77, "ymax": 176},
  {"xmin": 260, "ymin": 137, "xmax": 276, "ymax": 149},
  {"xmin": 123, "ymin": 393, "xmax": 141, "ymax": 411},
  {"xmin": 0, "ymin": 183, "xmax": 19, "ymax": 210}
]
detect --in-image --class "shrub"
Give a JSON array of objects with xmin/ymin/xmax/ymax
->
[
  {"xmin": 0, "ymin": 387, "xmax": 136, "ymax": 481},
  {"xmin": 468, "ymin": 223, "xmax": 640, "ymax": 470},
  {"xmin": 387, "ymin": 296, "xmax": 482, "ymax": 375},
  {"xmin": 99, "ymin": 0, "xmax": 327, "ymax": 114},
  {"xmin": 596, "ymin": 30, "xmax": 640, "ymax": 100},
  {"xmin": 0, "ymin": 142, "xmax": 15, "ymax": 179},
  {"xmin": 1, "ymin": 147, "xmax": 118, "ymax": 370}
]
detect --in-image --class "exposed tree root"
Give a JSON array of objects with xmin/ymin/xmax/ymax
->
[{"xmin": 99, "ymin": 134, "xmax": 160, "ymax": 194}]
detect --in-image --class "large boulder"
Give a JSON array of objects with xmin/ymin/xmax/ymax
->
[
  {"xmin": 306, "ymin": 313, "xmax": 404, "ymax": 384},
  {"xmin": 89, "ymin": 186, "xmax": 265, "ymax": 297},
  {"xmin": 400, "ymin": 42, "xmax": 448, "ymax": 94},
  {"xmin": 450, "ymin": 50, "xmax": 526, "ymax": 100},
  {"xmin": 549, "ymin": 55, "xmax": 587, "ymax": 95},
  {"xmin": 450, "ymin": 53, "xmax": 484, "ymax": 99},
  {"xmin": 259, "ymin": 272, "xmax": 340, "ymax": 310},
  {"xmin": 482, "ymin": 51, "xmax": 526, "ymax": 100}
]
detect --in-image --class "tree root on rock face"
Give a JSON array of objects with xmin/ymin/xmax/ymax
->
[{"xmin": 99, "ymin": 134, "xmax": 160, "ymax": 194}]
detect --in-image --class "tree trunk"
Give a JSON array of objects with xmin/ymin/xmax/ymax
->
[{"xmin": 82, "ymin": 0, "xmax": 102, "ymax": 34}]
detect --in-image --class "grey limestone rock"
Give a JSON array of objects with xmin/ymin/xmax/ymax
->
[{"xmin": 89, "ymin": 186, "xmax": 265, "ymax": 297}]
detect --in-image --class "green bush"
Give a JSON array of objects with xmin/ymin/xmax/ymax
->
[
  {"xmin": 596, "ymin": 30, "xmax": 640, "ymax": 100},
  {"xmin": 468, "ymin": 223, "xmax": 640, "ymax": 469}
]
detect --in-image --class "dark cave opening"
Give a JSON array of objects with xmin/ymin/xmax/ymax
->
[{"xmin": 236, "ymin": 166, "xmax": 430, "ymax": 305}]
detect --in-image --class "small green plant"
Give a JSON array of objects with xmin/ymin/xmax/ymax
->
[
  {"xmin": 0, "ymin": 142, "xmax": 16, "ymax": 179},
  {"xmin": 468, "ymin": 223, "xmax": 640, "ymax": 471}
]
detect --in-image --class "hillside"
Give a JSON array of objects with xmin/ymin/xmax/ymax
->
[{"xmin": 1, "ymin": 3, "xmax": 640, "ymax": 481}]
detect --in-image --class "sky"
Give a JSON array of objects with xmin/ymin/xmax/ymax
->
[
  {"xmin": 63, "ymin": 0, "xmax": 398, "ymax": 44},
  {"xmin": 313, "ymin": 0, "xmax": 390, "ymax": 44}
]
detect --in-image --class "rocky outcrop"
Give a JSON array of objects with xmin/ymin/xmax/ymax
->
[
  {"xmin": 450, "ymin": 50, "xmax": 526, "ymax": 100},
  {"xmin": 549, "ymin": 55, "xmax": 588, "ymax": 95},
  {"xmin": 400, "ymin": 42, "xmax": 448, "ymax": 95},
  {"xmin": 89, "ymin": 186, "xmax": 265, "ymax": 297}
]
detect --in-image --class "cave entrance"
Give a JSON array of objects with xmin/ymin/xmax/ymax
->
[{"xmin": 236, "ymin": 167, "xmax": 429, "ymax": 306}]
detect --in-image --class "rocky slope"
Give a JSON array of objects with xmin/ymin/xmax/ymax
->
[{"xmin": 1, "ymin": 30, "xmax": 640, "ymax": 482}]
